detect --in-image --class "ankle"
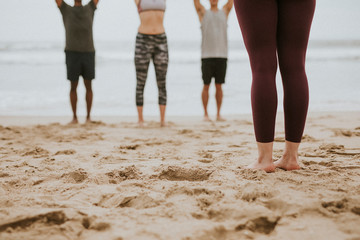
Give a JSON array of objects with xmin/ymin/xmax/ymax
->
[
  {"xmin": 257, "ymin": 155, "xmax": 273, "ymax": 164},
  {"xmin": 282, "ymin": 152, "xmax": 298, "ymax": 160}
]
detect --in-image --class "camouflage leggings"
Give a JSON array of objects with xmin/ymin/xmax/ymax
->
[{"xmin": 135, "ymin": 33, "xmax": 169, "ymax": 106}]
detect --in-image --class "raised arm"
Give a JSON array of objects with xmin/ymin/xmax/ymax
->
[
  {"xmin": 93, "ymin": 0, "xmax": 99, "ymax": 7},
  {"xmin": 194, "ymin": 0, "xmax": 206, "ymax": 22},
  {"xmin": 222, "ymin": 0, "xmax": 233, "ymax": 17},
  {"xmin": 55, "ymin": 0, "xmax": 63, "ymax": 7}
]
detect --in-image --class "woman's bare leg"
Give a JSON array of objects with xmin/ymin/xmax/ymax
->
[
  {"xmin": 137, "ymin": 106, "xmax": 144, "ymax": 127},
  {"xmin": 159, "ymin": 104, "xmax": 166, "ymax": 127}
]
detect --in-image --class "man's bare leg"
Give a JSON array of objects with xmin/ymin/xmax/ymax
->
[
  {"xmin": 69, "ymin": 81, "xmax": 79, "ymax": 124},
  {"xmin": 159, "ymin": 104, "xmax": 166, "ymax": 127},
  {"xmin": 215, "ymin": 83, "xmax": 225, "ymax": 121},
  {"xmin": 274, "ymin": 141, "xmax": 301, "ymax": 170},
  {"xmin": 84, "ymin": 79, "xmax": 93, "ymax": 122},
  {"xmin": 137, "ymin": 106, "xmax": 144, "ymax": 127},
  {"xmin": 202, "ymin": 84, "xmax": 211, "ymax": 121},
  {"xmin": 246, "ymin": 142, "xmax": 276, "ymax": 173}
]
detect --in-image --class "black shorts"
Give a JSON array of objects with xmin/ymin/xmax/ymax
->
[
  {"xmin": 65, "ymin": 51, "xmax": 95, "ymax": 82},
  {"xmin": 201, "ymin": 58, "xmax": 227, "ymax": 85}
]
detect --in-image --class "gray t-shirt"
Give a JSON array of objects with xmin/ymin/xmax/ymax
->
[
  {"xmin": 59, "ymin": 1, "xmax": 96, "ymax": 52},
  {"xmin": 201, "ymin": 10, "xmax": 228, "ymax": 59}
]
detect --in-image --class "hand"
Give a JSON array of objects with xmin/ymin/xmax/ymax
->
[{"xmin": 55, "ymin": 0, "xmax": 63, "ymax": 7}]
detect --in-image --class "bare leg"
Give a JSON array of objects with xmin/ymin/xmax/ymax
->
[
  {"xmin": 69, "ymin": 81, "xmax": 79, "ymax": 124},
  {"xmin": 215, "ymin": 83, "xmax": 225, "ymax": 121},
  {"xmin": 159, "ymin": 104, "xmax": 166, "ymax": 127},
  {"xmin": 247, "ymin": 142, "xmax": 276, "ymax": 173},
  {"xmin": 274, "ymin": 141, "xmax": 301, "ymax": 170},
  {"xmin": 137, "ymin": 106, "xmax": 144, "ymax": 127},
  {"xmin": 84, "ymin": 79, "xmax": 93, "ymax": 122},
  {"xmin": 202, "ymin": 84, "xmax": 211, "ymax": 121}
]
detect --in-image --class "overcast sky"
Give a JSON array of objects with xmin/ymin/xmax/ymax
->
[{"xmin": 0, "ymin": 0, "xmax": 360, "ymax": 43}]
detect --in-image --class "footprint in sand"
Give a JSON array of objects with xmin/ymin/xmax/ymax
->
[
  {"xmin": 178, "ymin": 129, "xmax": 193, "ymax": 134},
  {"xmin": 118, "ymin": 144, "xmax": 140, "ymax": 150},
  {"xmin": 321, "ymin": 198, "xmax": 348, "ymax": 214},
  {"xmin": 302, "ymin": 160, "xmax": 334, "ymax": 167},
  {"xmin": 156, "ymin": 166, "xmax": 213, "ymax": 181},
  {"xmin": 96, "ymin": 193, "xmax": 161, "ymax": 209},
  {"xmin": 55, "ymin": 149, "xmax": 76, "ymax": 155},
  {"xmin": 166, "ymin": 186, "xmax": 224, "ymax": 200},
  {"xmin": 333, "ymin": 128, "xmax": 360, "ymax": 137},
  {"xmin": 263, "ymin": 197, "xmax": 295, "ymax": 214},
  {"xmin": 239, "ymin": 183, "xmax": 276, "ymax": 202},
  {"xmin": 82, "ymin": 216, "xmax": 111, "ymax": 231},
  {"xmin": 351, "ymin": 207, "xmax": 360, "ymax": 216},
  {"xmin": 237, "ymin": 169, "xmax": 267, "ymax": 181},
  {"xmin": 106, "ymin": 165, "xmax": 142, "ymax": 184},
  {"xmin": 3, "ymin": 127, "xmax": 22, "ymax": 135},
  {"xmin": 0, "ymin": 211, "xmax": 67, "ymax": 232},
  {"xmin": 22, "ymin": 147, "xmax": 50, "ymax": 158},
  {"xmin": 319, "ymin": 143, "xmax": 360, "ymax": 156},
  {"xmin": 61, "ymin": 169, "xmax": 88, "ymax": 183},
  {"xmin": 235, "ymin": 216, "xmax": 281, "ymax": 235},
  {"xmin": 197, "ymin": 151, "xmax": 214, "ymax": 163},
  {"xmin": 0, "ymin": 172, "xmax": 10, "ymax": 178}
]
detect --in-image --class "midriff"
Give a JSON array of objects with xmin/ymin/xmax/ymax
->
[{"xmin": 138, "ymin": 11, "xmax": 165, "ymax": 34}]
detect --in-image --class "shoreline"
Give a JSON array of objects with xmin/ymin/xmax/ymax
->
[{"xmin": 0, "ymin": 110, "xmax": 358, "ymax": 126}]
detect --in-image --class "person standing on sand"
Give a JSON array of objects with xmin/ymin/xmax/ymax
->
[
  {"xmin": 134, "ymin": 0, "xmax": 169, "ymax": 127},
  {"xmin": 234, "ymin": 0, "xmax": 316, "ymax": 172},
  {"xmin": 55, "ymin": 0, "xmax": 99, "ymax": 124},
  {"xmin": 194, "ymin": 0, "xmax": 233, "ymax": 122}
]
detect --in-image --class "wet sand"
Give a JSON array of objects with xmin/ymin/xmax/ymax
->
[{"xmin": 0, "ymin": 112, "xmax": 359, "ymax": 240}]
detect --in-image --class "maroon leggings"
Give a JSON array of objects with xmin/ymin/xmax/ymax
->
[{"xmin": 234, "ymin": 0, "xmax": 316, "ymax": 143}]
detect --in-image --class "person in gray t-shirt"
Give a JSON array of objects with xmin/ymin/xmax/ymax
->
[
  {"xmin": 55, "ymin": 0, "xmax": 99, "ymax": 124},
  {"xmin": 194, "ymin": 0, "xmax": 233, "ymax": 122}
]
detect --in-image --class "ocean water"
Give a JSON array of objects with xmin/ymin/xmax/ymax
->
[
  {"xmin": 0, "ymin": 0, "xmax": 360, "ymax": 116},
  {"xmin": 0, "ymin": 40, "xmax": 359, "ymax": 116}
]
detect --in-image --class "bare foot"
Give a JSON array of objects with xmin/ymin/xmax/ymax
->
[
  {"xmin": 138, "ymin": 121, "xmax": 144, "ymax": 128},
  {"xmin": 68, "ymin": 118, "xmax": 78, "ymax": 125},
  {"xmin": 86, "ymin": 117, "xmax": 92, "ymax": 123},
  {"xmin": 274, "ymin": 156, "xmax": 301, "ymax": 171},
  {"xmin": 160, "ymin": 121, "xmax": 167, "ymax": 127},
  {"xmin": 216, "ymin": 116, "xmax": 226, "ymax": 122},
  {"xmin": 246, "ymin": 161, "xmax": 276, "ymax": 173},
  {"xmin": 203, "ymin": 116, "xmax": 212, "ymax": 122}
]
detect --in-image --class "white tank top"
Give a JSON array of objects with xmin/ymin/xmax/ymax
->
[
  {"xmin": 201, "ymin": 10, "xmax": 228, "ymax": 59},
  {"xmin": 138, "ymin": 0, "xmax": 166, "ymax": 13}
]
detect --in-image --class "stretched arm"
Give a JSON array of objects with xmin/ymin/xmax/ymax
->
[
  {"xmin": 93, "ymin": 0, "xmax": 99, "ymax": 6},
  {"xmin": 222, "ymin": 0, "xmax": 233, "ymax": 17},
  {"xmin": 194, "ymin": 0, "xmax": 206, "ymax": 22},
  {"xmin": 55, "ymin": 0, "xmax": 63, "ymax": 7}
]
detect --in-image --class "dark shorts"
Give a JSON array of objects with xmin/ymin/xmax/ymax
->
[
  {"xmin": 65, "ymin": 51, "xmax": 95, "ymax": 82},
  {"xmin": 201, "ymin": 58, "xmax": 227, "ymax": 85}
]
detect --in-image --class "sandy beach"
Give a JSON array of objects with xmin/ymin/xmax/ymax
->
[{"xmin": 0, "ymin": 112, "xmax": 359, "ymax": 240}]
